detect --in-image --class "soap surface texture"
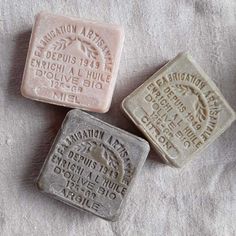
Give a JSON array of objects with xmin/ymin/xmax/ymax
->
[
  {"xmin": 21, "ymin": 12, "xmax": 124, "ymax": 113},
  {"xmin": 122, "ymin": 53, "xmax": 235, "ymax": 167},
  {"xmin": 37, "ymin": 109, "xmax": 149, "ymax": 221}
]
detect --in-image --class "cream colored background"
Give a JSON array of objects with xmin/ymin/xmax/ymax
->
[{"xmin": 0, "ymin": 0, "xmax": 235, "ymax": 235}]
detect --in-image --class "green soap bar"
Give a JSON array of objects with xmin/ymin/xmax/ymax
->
[{"xmin": 122, "ymin": 53, "xmax": 235, "ymax": 167}]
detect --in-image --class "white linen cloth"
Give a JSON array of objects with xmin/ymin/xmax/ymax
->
[{"xmin": 0, "ymin": 0, "xmax": 235, "ymax": 235}]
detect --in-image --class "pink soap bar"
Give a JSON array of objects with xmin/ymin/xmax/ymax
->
[{"xmin": 21, "ymin": 12, "xmax": 124, "ymax": 113}]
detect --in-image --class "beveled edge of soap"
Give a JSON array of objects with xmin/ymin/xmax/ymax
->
[
  {"xmin": 121, "ymin": 52, "xmax": 236, "ymax": 168},
  {"xmin": 21, "ymin": 11, "xmax": 125, "ymax": 113},
  {"xmin": 36, "ymin": 109, "xmax": 150, "ymax": 221},
  {"xmin": 37, "ymin": 11, "xmax": 125, "ymax": 32},
  {"xmin": 121, "ymin": 98, "xmax": 174, "ymax": 167},
  {"xmin": 20, "ymin": 11, "xmax": 40, "ymax": 101},
  {"xmin": 66, "ymin": 109, "xmax": 150, "ymax": 151}
]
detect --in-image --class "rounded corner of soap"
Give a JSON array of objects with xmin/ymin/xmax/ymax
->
[
  {"xmin": 111, "ymin": 23, "xmax": 124, "ymax": 34},
  {"xmin": 231, "ymin": 110, "xmax": 236, "ymax": 122},
  {"xmin": 35, "ymin": 177, "xmax": 46, "ymax": 192},
  {"xmin": 117, "ymin": 26, "xmax": 125, "ymax": 39},
  {"xmin": 66, "ymin": 109, "xmax": 85, "ymax": 122},
  {"xmin": 143, "ymin": 140, "xmax": 151, "ymax": 153},
  {"xmin": 98, "ymin": 103, "xmax": 111, "ymax": 113},
  {"xmin": 177, "ymin": 51, "xmax": 191, "ymax": 59},
  {"xmin": 171, "ymin": 162, "xmax": 183, "ymax": 168},
  {"xmin": 106, "ymin": 212, "xmax": 121, "ymax": 222},
  {"xmin": 36, "ymin": 11, "xmax": 50, "ymax": 19},
  {"xmin": 167, "ymin": 158, "xmax": 185, "ymax": 168},
  {"xmin": 121, "ymin": 98, "xmax": 130, "ymax": 112},
  {"xmin": 20, "ymin": 84, "xmax": 33, "ymax": 99},
  {"xmin": 67, "ymin": 108, "xmax": 78, "ymax": 116}
]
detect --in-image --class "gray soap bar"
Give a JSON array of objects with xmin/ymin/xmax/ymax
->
[
  {"xmin": 37, "ymin": 109, "xmax": 150, "ymax": 221},
  {"xmin": 122, "ymin": 53, "xmax": 235, "ymax": 167}
]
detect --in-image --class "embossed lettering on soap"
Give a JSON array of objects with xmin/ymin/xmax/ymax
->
[
  {"xmin": 21, "ymin": 12, "xmax": 124, "ymax": 112},
  {"xmin": 143, "ymin": 72, "xmax": 221, "ymax": 152},
  {"xmin": 122, "ymin": 53, "xmax": 235, "ymax": 167},
  {"xmin": 37, "ymin": 110, "xmax": 149, "ymax": 221}
]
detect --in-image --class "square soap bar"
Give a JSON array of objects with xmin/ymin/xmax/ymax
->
[
  {"xmin": 21, "ymin": 12, "xmax": 124, "ymax": 113},
  {"xmin": 122, "ymin": 53, "xmax": 235, "ymax": 167},
  {"xmin": 37, "ymin": 109, "xmax": 149, "ymax": 221}
]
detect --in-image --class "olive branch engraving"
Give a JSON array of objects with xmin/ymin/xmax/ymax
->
[
  {"xmin": 172, "ymin": 84, "xmax": 190, "ymax": 95},
  {"xmin": 171, "ymin": 84, "xmax": 207, "ymax": 123},
  {"xmin": 77, "ymin": 37, "xmax": 98, "ymax": 59},
  {"xmin": 51, "ymin": 37, "xmax": 76, "ymax": 50},
  {"xmin": 77, "ymin": 140, "xmax": 97, "ymax": 153},
  {"xmin": 78, "ymin": 141, "xmax": 119, "ymax": 170},
  {"xmin": 195, "ymin": 97, "xmax": 207, "ymax": 122},
  {"xmin": 51, "ymin": 37, "xmax": 99, "ymax": 59},
  {"xmin": 100, "ymin": 144, "xmax": 120, "ymax": 170},
  {"xmin": 76, "ymin": 140, "xmax": 125, "ymax": 183}
]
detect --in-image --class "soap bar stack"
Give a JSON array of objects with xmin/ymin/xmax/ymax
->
[
  {"xmin": 21, "ymin": 12, "xmax": 150, "ymax": 221},
  {"xmin": 21, "ymin": 12, "xmax": 235, "ymax": 221}
]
